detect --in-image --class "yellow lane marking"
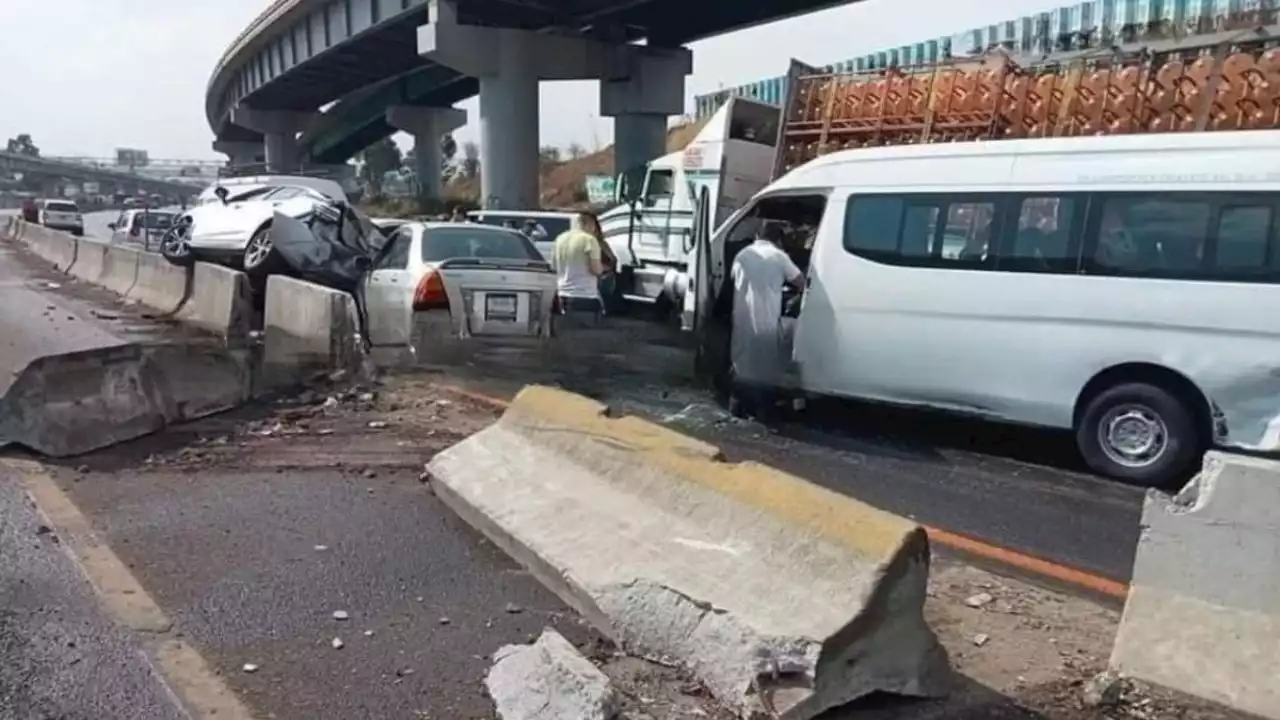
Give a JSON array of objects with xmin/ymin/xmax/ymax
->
[{"xmin": 4, "ymin": 458, "xmax": 256, "ymax": 720}]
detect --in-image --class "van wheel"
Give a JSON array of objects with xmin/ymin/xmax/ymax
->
[{"xmin": 1075, "ymin": 382, "xmax": 1201, "ymax": 487}]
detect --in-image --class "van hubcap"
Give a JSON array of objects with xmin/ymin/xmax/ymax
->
[{"xmin": 1098, "ymin": 404, "xmax": 1167, "ymax": 468}]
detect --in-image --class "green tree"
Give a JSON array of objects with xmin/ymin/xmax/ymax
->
[
  {"xmin": 539, "ymin": 146, "xmax": 562, "ymax": 165},
  {"xmin": 358, "ymin": 137, "xmax": 402, "ymax": 197},
  {"xmin": 566, "ymin": 142, "xmax": 587, "ymax": 160},
  {"xmin": 5, "ymin": 134, "xmax": 39, "ymax": 157}
]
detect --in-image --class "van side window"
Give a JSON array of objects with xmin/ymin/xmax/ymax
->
[
  {"xmin": 1216, "ymin": 205, "xmax": 1272, "ymax": 271},
  {"xmin": 1089, "ymin": 196, "xmax": 1212, "ymax": 275},
  {"xmin": 843, "ymin": 194, "xmax": 996, "ymax": 268},
  {"xmin": 997, "ymin": 195, "xmax": 1084, "ymax": 273},
  {"xmin": 643, "ymin": 169, "xmax": 674, "ymax": 201}
]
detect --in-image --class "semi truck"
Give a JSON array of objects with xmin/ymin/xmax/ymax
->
[{"xmin": 606, "ymin": 34, "xmax": 1280, "ymax": 316}]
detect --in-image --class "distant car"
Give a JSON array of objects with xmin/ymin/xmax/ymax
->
[
  {"xmin": 359, "ymin": 223, "xmax": 557, "ymax": 355},
  {"xmin": 466, "ymin": 210, "xmax": 574, "ymax": 259},
  {"xmin": 108, "ymin": 209, "xmax": 178, "ymax": 249},
  {"xmin": 161, "ymin": 184, "xmax": 341, "ymax": 278},
  {"xmin": 37, "ymin": 199, "xmax": 83, "ymax": 236},
  {"xmin": 20, "ymin": 198, "xmax": 37, "ymax": 222}
]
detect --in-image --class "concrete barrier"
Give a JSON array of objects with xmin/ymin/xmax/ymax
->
[
  {"xmin": 127, "ymin": 251, "xmax": 190, "ymax": 313},
  {"xmin": 67, "ymin": 237, "xmax": 109, "ymax": 285},
  {"xmin": 0, "ymin": 343, "xmax": 252, "ymax": 457},
  {"xmin": 18, "ymin": 222, "xmax": 77, "ymax": 272},
  {"xmin": 426, "ymin": 386, "xmax": 950, "ymax": 720},
  {"xmin": 1110, "ymin": 451, "xmax": 1280, "ymax": 719},
  {"xmin": 176, "ymin": 262, "xmax": 253, "ymax": 340},
  {"xmin": 262, "ymin": 275, "xmax": 362, "ymax": 388},
  {"xmin": 99, "ymin": 244, "xmax": 142, "ymax": 296}
]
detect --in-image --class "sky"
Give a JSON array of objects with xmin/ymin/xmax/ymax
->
[{"xmin": 0, "ymin": 0, "xmax": 1048, "ymax": 161}]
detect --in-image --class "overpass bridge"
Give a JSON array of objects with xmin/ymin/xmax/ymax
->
[
  {"xmin": 0, "ymin": 151, "xmax": 204, "ymax": 197},
  {"xmin": 207, "ymin": 0, "xmax": 854, "ymax": 209}
]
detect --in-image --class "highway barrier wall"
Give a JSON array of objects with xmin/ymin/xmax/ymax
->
[
  {"xmin": 0, "ymin": 224, "xmax": 252, "ymax": 342},
  {"xmin": 262, "ymin": 275, "xmax": 362, "ymax": 388},
  {"xmin": 1111, "ymin": 451, "xmax": 1280, "ymax": 719},
  {"xmin": 17, "ymin": 221, "xmax": 77, "ymax": 272},
  {"xmin": 0, "ymin": 343, "xmax": 253, "ymax": 457},
  {"xmin": 426, "ymin": 386, "xmax": 951, "ymax": 720}
]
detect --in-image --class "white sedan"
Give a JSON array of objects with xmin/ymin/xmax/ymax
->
[
  {"xmin": 161, "ymin": 184, "xmax": 339, "ymax": 277},
  {"xmin": 359, "ymin": 222, "xmax": 557, "ymax": 359}
]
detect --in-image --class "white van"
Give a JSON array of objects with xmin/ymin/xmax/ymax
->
[
  {"xmin": 685, "ymin": 130, "xmax": 1280, "ymax": 486},
  {"xmin": 197, "ymin": 175, "xmax": 348, "ymax": 206}
]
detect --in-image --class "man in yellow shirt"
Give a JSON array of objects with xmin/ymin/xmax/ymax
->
[{"xmin": 552, "ymin": 213, "xmax": 609, "ymax": 319}]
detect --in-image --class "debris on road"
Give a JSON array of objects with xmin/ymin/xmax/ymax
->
[
  {"xmin": 331, "ymin": 637, "xmax": 344, "ymax": 649},
  {"xmin": 332, "ymin": 610, "xmax": 349, "ymax": 621},
  {"xmin": 964, "ymin": 592, "xmax": 994, "ymax": 609},
  {"xmin": 1082, "ymin": 670, "xmax": 1124, "ymax": 708},
  {"xmin": 486, "ymin": 629, "xmax": 620, "ymax": 720},
  {"xmin": 242, "ymin": 663, "xmax": 259, "ymax": 673}
]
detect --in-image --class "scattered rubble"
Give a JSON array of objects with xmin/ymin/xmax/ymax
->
[
  {"xmin": 331, "ymin": 637, "xmax": 345, "ymax": 650},
  {"xmin": 1082, "ymin": 671, "xmax": 1124, "ymax": 708},
  {"xmin": 332, "ymin": 610, "xmax": 349, "ymax": 621},
  {"xmin": 486, "ymin": 629, "xmax": 620, "ymax": 720},
  {"xmin": 964, "ymin": 592, "xmax": 994, "ymax": 609},
  {"xmin": 242, "ymin": 663, "xmax": 259, "ymax": 673}
]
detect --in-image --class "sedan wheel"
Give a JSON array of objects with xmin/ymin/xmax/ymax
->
[{"xmin": 242, "ymin": 225, "xmax": 282, "ymax": 276}]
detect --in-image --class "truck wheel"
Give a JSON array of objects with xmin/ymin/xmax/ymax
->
[{"xmin": 1075, "ymin": 382, "xmax": 1202, "ymax": 487}]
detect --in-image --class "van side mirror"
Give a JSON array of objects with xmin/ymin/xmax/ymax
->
[
  {"xmin": 612, "ymin": 173, "xmax": 627, "ymax": 205},
  {"xmin": 214, "ymin": 186, "xmax": 229, "ymax": 204},
  {"xmin": 107, "ymin": 222, "xmax": 117, "ymax": 230}
]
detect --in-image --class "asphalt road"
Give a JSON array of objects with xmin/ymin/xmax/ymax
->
[
  {"xmin": 0, "ymin": 473, "xmax": 186, "ymax": 719},
  {"xmin": 39, "ymin": 388, "xmax": 600, "ymax": 720}
]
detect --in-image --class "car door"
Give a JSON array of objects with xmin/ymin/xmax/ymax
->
[
  {"xmin": 361, "ymin": 226, "xmax": 416, "ymax": 347},
  {"xmin": 109, "ymin": 210, "xmax": 131, "ymax": 245}
]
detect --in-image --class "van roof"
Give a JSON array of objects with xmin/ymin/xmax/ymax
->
[{"xmin": 772, "ymin": 129, "xmax": 1280, "ymax": 193}]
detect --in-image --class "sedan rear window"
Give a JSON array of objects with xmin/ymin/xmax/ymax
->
[
  {"xmin": 422, "ymin": 227, "xmax": 543, "ymax": 263},
  {"xmin": 46, "ymin": 201, "xmax": 78, "ymax": 213}
]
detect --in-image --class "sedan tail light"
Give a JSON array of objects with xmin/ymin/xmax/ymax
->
[{"xmin": 412, "ymin": 271, "xmax": 449, "ymax": 311}]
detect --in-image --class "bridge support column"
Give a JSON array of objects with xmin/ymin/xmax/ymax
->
[
  {"xmin": 211, "ymin": 140, "xmax": 263, "ymax": 167},
  {"xmin": 385, "ymin": 105, "xmax": 467, "ymax": 199},
  {"xmin": 229, "ymin": 107, "xmax": 318, "ymax": 174},
  {"xmin": 419, "ymin": 8, "xmax": 690, "ymax": 211},
  {"xmin": 601, "ymin": 53, "xmax": 689, "ymax": 194}
]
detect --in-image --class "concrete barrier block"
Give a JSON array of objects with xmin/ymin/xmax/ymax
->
[
  {"xmin": 486, "ymin": 629, "xmax": 620, "ymax": 720},
  {"xmin": 99, "ymin": 245, "xmax": 142, "ymax": 296},
  {"xmin": 175, "ymin": 262, "xmax": 253, "ymax": 339},
  {"xmin": 426, "ymin": 386, "xmax": 950, "ymax": 720},
  {"xmin": 263, "ymin": 275, "xmax": 362, "ymax": 388},
  {"xmin": 1110, "ymin": 451, "xmax": 1280, "ymax": 719},
  {"xmin": 68, "ymin": 238, "xmax": 109, "ymax": 285},
  {"xmin": 0, "ymin": 343, "xmax": 253, "ymax": 457},
  {"xmin": 20, "ymin": 223, "xmax": 77, "ymax": 272},
  {"xmin": 128, "ymin": 252, "xmax": 190, "ymax": 313}
]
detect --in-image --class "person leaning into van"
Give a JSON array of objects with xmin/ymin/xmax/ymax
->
[
  {"xmin": 552, "ymin": 212, "xmax": 611, "ymax": 321},
  {"xmin": 728, "ymin": 220, "xmax": 804, "ymax": 421}
]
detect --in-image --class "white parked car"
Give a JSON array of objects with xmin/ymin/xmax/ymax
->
[
  {"xmin": 108, "ymin": 209, "xmax": 178, "ymax": 249},
  {"xmin": 466, "ymin": 209, "xmax": 574, "ymax": 260},
  {"xmin": 359, "ymin": 222, "xmax": 557, "ymax": 358},
  {"xmin": 194, "ymin": 175, "xmax": 348, "ymax": 206},
  {"xmin": 161, "ymin": 183, "xmax": 342, "ymax": 277},
  {"xmin": 37, "ymin": 199, "xmax": 84, "ymax": 236}
]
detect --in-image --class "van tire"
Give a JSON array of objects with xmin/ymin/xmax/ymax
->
[{"xmin": 1075, "ymin": 382, "xmax": 1201, "ymax": 487}]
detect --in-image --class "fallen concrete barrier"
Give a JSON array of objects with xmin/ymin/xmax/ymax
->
[
  {"xmin": 127, "ymin": 251, "xmax": 189, "ymax": 313},
  {"xmin": 18, "ymin": 222, "xmax": 77, "ymax": 272},
  {"xmin": 426, "ymin": 386, "xmax": 950, "ymax": 719},
  {"xmin": 0, "ymin": 342, "xmax": 253, "ymax": 457},
  {"xmin": 262, "ymin": 275, "xmax": 362, "ymax": 388},
  {"xmin": 1110, "ymin": 451, "xmax": 1280, "ymax": 719},
  {"xmin": 176, "ymin": 262, "xmax": 253, "ymax": 340}
]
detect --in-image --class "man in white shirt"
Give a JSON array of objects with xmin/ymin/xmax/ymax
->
[{"xmin": 729, "ymin": 221, "xmax": 804, "ymax": 420}]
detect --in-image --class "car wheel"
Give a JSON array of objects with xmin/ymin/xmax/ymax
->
[
  {"xmin": 242, "ymin": 224, "xmax": 282, "ymax": 277},
  {"xmin": 160, "ymin": 220, "xmax": 195, "ymax": 266},
  {"xmin": 1076, "ymin": 382, "xmax": 1202, "ymax": 487}
]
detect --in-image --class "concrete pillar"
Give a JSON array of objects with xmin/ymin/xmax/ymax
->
[
  {"xmin": 229, "ymin": 107, "xmax": 318, "ymax": 174},
  {"xmin": 385, "ymin": 105, "xmax": 468, "ymax": 199},
  {"xmin": 478, "ymin": 38, "xmax": 539, "ymax": 210},
  {"xmin": 600, "ymin": 52, "xmax": 689, "ymax": 192},
  {"xmin": 211, "ymin": 140, "xmax": 262, "ymax": 167},
  {"xmin": 419, "ymin": 13, "xmax": 690, "ymax": 209}
]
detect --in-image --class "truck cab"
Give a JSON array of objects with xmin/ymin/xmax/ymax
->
[{"xmin": 600, "ymin": 96, "xmax": 782, "ymax": 314}]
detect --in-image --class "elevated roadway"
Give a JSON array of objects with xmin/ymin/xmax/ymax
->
[
  {"xmin": 0, "ymin": 151, "xmax": 202, "ymax": 197},
  {"xmin": 207, "ymin": 0, "xmax": 857, "ymax": 205}
]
